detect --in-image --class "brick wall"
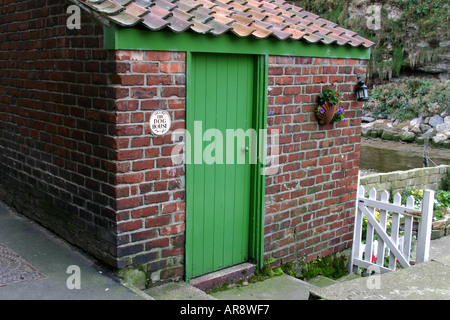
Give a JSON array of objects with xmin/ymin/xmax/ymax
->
[
  {"xmin": 265, "ymin": 55, "xmax": 367, "ymax": 265},
  {"xmin": 112, "ymin": 50, "xmax": 186, "ymax": 281},
  {"xmin": 0, "ymin": 0, "xmax": 119, "ymax": 266},
  {"xmin": 0, "ymin": 0, "xmax": 187, "ymax": 277}
]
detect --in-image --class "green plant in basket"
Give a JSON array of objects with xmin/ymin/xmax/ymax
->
[{"xmin": 315, "ymin": 89, "xmax": 346, "ymax": 125}]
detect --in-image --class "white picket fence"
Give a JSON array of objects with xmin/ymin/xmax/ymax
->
[{"xmin": 350, "ymin": 185, "xmax": 434, "ymax": 274}]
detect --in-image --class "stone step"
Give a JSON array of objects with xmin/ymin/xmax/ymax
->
[
  {"xmin": 210, "ymin": 274, "xmax": 317, "ymax": 300},
  {"xmin": 309, "ymin": 254, "xmax": 450, "ymax": 300},
  {"xmin": 306, "ymin": 273, "xmax": 361, "ymax": 288},
  {"xmin": 189, "ymin": 263, "xmax": 256, "ymax": 292}
]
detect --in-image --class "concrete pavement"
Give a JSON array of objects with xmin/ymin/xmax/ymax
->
[
  {"xmin": 0, "ymin": 200, "xmax": 149, "ymax": 300},
  {"xmin": 309, "ymin": 235, "xmax": 450, "ymax": 300}
]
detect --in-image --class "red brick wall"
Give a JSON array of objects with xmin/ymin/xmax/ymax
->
[
  {"xmin": 0, "ymin": 0, "xmax": 119, "ymax": 266},
  {"xmin": 112, "ymin": 50, "xmax": 186, "ymax": 280},
  {"xmin": 265, "ymin": 55, "xmax": 367, "ymax": 265},
  {"xmin": 0, "ymin": 0, "xmax": 187, "ymax": 277}
]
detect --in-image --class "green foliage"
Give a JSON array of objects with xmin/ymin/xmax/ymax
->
[
  {"xmin": 249, "ymin": 257, "xmax": 284, "ymax": 283},
  {"xmin": 208, "ymin": 257, "xmax": 289, "ymax": 292},
  {"xmin": 331, "ymin": 107, "xmax": 345, "ymax": 123},
  {"xmin": 434, "ymin": 191, "xmax": 450, "ymax": 221},
  {"xmin": 442, "ymin": 170, "xmax": 450, "ymax": 192},
  {"xmin": 300, "ymin": 255, "xmax": 348, "ymax": 281},
  {"xmin": 315, "ymin": 89, "xmax": 346, "ymax": 123},
  {"xmin": 399, "ymin": 0, "xmax": 447, "ymax": 21},
  {"xmin": 207, "ymin": 282, "xmax": 230, "ymax": 294},
  {"xmin": 318, "ymin": 88, "xmax": 341, "ymax": 106},
  {"xmin": 280, "ymin": 262, "xmax": 298, "ymax": 277},
  {"xmin": 392, "ymin": 47, "xmax": 404, "ymax": 77},
  {"xmin": 400, "ymin": 186, "xmax": 450, "ymax": 221},
  {"xmin": 289, "ymin": 0, "xmax": 450, "ymax": 82},
  {"xmin": 365, "ymin": 78, "xmax": 450, "ymax": 121}
]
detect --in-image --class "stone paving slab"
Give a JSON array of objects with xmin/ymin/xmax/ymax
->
[
  {"xmin": 433, "ymin": 254, "xmax": 450, "ymax": 267},
  {"xmin": 145, "ymin": 281, "xmax": 216, "ymax": 300},
  {"xmin": 0, "ymin": 201, "xmax": 146, "ymax": 300},
  {"xmin": 310, "ymin": 256, "xmax": 450, "ymax": 300},
  {"xmin": 210, "ymin": 274, "xmax": 316, "ymax": 300}
]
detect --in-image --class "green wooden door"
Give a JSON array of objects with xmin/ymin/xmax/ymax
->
[{"xmin": 186, "ymin": 53, "xmax": 255, "ymax": 279}]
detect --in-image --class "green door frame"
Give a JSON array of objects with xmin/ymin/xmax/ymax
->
[
  {"xmin": 184, "ymin": 52, "xmax": 268, "ymax": 282},
  {"xmin": 249, "ymin": 55, "xmax": 268, "ymax": 273}
]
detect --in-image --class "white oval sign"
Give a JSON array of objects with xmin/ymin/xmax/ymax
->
[{"xmin": 149, "ymin": 110, "xmax": 171, "ymax": 136}]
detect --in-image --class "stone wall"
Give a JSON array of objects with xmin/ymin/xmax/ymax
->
[
  {"xmin": 362, "ymin": 115, "xmax": 450, "ymax": 149},
  {"xmin": 360, "ymin": 165, "xmax": 450, "ymax": 195}
]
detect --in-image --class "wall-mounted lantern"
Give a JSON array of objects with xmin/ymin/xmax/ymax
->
[{"xmin": 356, "ymin": 80, "xmax": 369, "ymax": 101}]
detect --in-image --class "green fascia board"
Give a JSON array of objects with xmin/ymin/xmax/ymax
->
[{"xmin": 104, "ymin": 26, "xmax": 371, "ymax": 60}]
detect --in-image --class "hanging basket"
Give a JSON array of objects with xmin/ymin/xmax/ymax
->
[{"xmin": 315, "ymin": 101, "xmax": 337, "ymax": 125}]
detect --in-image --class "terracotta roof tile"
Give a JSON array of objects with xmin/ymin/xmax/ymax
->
[
  {"xmin": 141, "ymin": 12, "xmax": 170, "ymax": 29},
  {"xmin": 85, "ymin": 0, "xmax": 124, "ymax": 14},
  {"xmin": 124, "ymin": 2, "xmax": 148, "ymax": 16},
  {"xmin": 228, "ymin": 2, "xmax": 251, "ymax": 13},
  {"xmin": 115, "ymin": 0, "xmax": 134, "ymax": 5},
  {"xmin": 211, "ymin": 5, "xmax": 233, "ymax": 17},
  {"xmin": 109, "ymin": 11, "xmax": 142, "ymax": 25},
  {"xmin": 250, "ymin": 22, "xmax": 273, "ymax": 38},
  {"xmin": 191, "ymin": 6, "xmax": 215, "ymax": 23},
  {"xmin": 246, "ymin": 9, "xmax": 268, "ymax": 21},
  {"xmin": 263, "ymin": 13, "xmax": 286, "ymax": 25},
  {"xmin": 211, "ymin": 12, "xmax": 235, "ymax": 25},
  {"xmin": 77, "ymin": 0, "xmax": 375, "ymax": 48},
  {"xmin": 134, "ymin": 0, "xmax": 154, "ymax": 7},
  {"xmin": 191, "ymin": 18, "xmax": 214, "ymax": 33},
  {"xmin": 172, "ymin": 7, "xmax": 195, "ymax": 20},
  {"xmin": 272, "ymin": 29, "xmax": 292, "ymax": 40},
  {"xmin": 166, "ymin": 15, "xmax": 194, "ymax": 32},
  {"xmin": 230, "ymin": 21, "xmax": 255, "ymax": 37},
  {"xmin": 194, "ymin": 0, "xmax": 216, "ymax": 9},
  {"xmin": 232, "ymin": 14, "xmax": 253, "ymax": 26},
  {"xmin": 150, "ymin": 5, "xmax": 172, "ymax": 19},
  {"xmin": 283, "ymin": 26, "xmax": 306, "ymax": 40},
  {"xmin": 204, "ymin": 18, "xmax": 233, "ymax": 34},
  {"xmin": 302, "ymin": 33, "xmax": 323, "ymax": 43}
]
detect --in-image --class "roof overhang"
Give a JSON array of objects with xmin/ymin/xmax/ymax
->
[{"xmin": 104, "ymin": 25, "xmax": 371, "ymax": 60}]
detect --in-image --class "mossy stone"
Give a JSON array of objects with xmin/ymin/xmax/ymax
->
[{"xmin": 118, "ymin": 267, "xmax": 147, "ymax": 289}]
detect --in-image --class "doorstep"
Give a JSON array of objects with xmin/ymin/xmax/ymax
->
[{"xmin": 190, "ymin": 263, "xmax": 256, "ymax": 292}]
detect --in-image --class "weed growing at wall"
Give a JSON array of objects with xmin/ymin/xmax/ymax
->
[{"xmin": 300, "ymin": 255, "xmax": 348, "ymax": 281}]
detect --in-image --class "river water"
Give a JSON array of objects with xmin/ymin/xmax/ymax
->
[{"xmin": 359, "ymin": 138, "xmax": 450, "ymax": 175}]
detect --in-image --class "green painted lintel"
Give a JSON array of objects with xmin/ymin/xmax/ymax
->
[
  {"xmin": 103, "ymin": 24, "xmax": 117, "ymax": 50},
  {"xmin": 104, "ymin": 26, "xmax": 371, "ymax": 60}
]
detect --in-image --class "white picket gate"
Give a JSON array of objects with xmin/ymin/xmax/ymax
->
[{"xmin": 350, "ymin": 185, "xmax": 434, "ymax": 274}]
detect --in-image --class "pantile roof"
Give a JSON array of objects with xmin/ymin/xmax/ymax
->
[{"xmin": 78, "ymin": 0, "xmax": 375, "ymax": 48}]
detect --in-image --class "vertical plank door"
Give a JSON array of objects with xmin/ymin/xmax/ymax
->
[{"xmin": 186, "ymin": 52, "xmax": 255, "ymax": 279}]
